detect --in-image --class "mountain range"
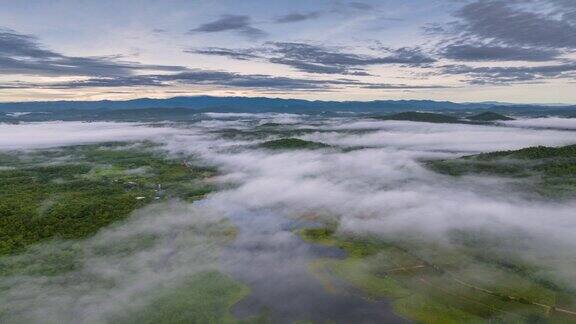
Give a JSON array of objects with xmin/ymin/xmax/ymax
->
[{"xmin": 0, "ymin": 96, "xmax": 574, "ymax": 117}]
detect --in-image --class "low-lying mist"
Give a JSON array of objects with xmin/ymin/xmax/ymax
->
[
  {"xmin": 0, "ymin": 121, "xmax": 183, "ymax": 150},
  {"xmin": 0, "ymin": 202, "xmax": 231, "ymax": 323},
  {"xmin": 174, "ymin": 116, "xmax": 576, "ymax": 287},
  {"xmin": 1, "ymin": 115, "xmax": 576, "ymax": 322}
]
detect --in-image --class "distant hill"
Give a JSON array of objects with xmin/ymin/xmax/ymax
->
[
  {"xmin": 427, "ymin": 144, "xmax": 576, "ymax": 198},
  {"xmin": 258, "ymin": 138, "xmax": 330, "ymax": 150},
  {"xmin": 0, "ymin": 107, "xmax": 202, "ymax": 123},
  {"xmin": 372, "ymin": 111, "xmax": 463, "ymax": 124},
  {"xmin": 467, "ymin": 112, "xmax": 514, "ymax": 121},
  {"xmin": 474, "ymin": 144, "xmax": 576, "ymax": 160}
]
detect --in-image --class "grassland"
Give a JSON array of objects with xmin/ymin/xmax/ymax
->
[
  {"xmin": 0, "ymin": 142, "xmax": 216, "ymax": 255},
  {"xmin": 299, "ymin": 227, "xmax": 576, "ymax": 323}
]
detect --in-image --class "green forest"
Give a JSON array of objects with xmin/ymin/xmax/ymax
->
[
  {"xmin": 427, "ymin": 144, "xmax": 576, "ymax": 198},
  {"xmin": 0, "ymin": 142, "xmax": 216, "ymax": 255}
]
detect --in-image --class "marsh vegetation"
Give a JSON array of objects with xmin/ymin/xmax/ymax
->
[{"xmin": 299, "ymin": 226, "xmax": 576, "ymax": 323}]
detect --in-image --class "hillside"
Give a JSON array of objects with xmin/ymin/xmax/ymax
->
[
  {"xmin": 428, "ymin": 144, "xmax": 576, "ymax": 197},
  {"xmin": 259, "ymin": 138, "xmax": 330, "ymax": 150},
  {"xmin": 468, "ymin": 112, "xmax": 514, "ymax": 121},
  {"xmin": 372, "ymin": 111, "xmax": 463, "ymax": 123}
]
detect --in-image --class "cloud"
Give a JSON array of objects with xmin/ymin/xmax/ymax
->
[
  {"xmin": 188, "ymin": 15, "xmax": 267, "ymax": 39},
  {"xmin": 425, "ymin": 0, "xmax": 576, "ymax": 84},
  {"xmin": 441, "ymin": 61, "xmax": 576, "ymax": 84},
  {"xmin": 501, "ymin": 117, "xmax": 576, "ymax": 130},
  {"xmin": 348, "ymin": 2, "xmax": 373, "ymax": 10},
  {"xmin": 30, "ymin": 71, "xmax": 343, "ymax": 90},
  {"xmin": 0, "ymin": 121, "xmax": 183, "ymax": 150},
  {"xmin": 271, "ymin": 2, "xmax": 374, "ymax": 25},
  {"xmin": 330, "ymin": 0, "xmax": 374, "ymax": 13},
  {"xmin": 9, "ymin": 69, "xmax": 445, "ymax": 91},
  {"xmin": 169, "ymin": 115, "xmax": 576, "ymax": 291},
  {"xmin": 189, "ymin": 42, "xmax": 436, "ymax": 75},
  {"xmin": 360, "ymin": 83, "xmax": 449, "ymax": 89},
  {"xmin": 441, "ymin": 44, "xmax": 561, "ymax": 62},
  {"xmin": 0, "ymin": 28, "xmax": 442, "ymax": 92},
  {"xmin": 452, "ymin": 0, "xmax": 576, "ymax": 49},
  {"xmin": 184, "ymin": 47, "xmax": 259, "ymax": 61},
  {"xmin": 0, "ymin": 29, "xmax": 187, "ymax": 77},
  {"xmin": 264, "ymin": 42, "xmax": 435, "ymax": 74},
  {"xmin": 274, "ymin": 11, "xmax": 321, "ymax": 23},
  {"xmin": 310, "ymin": 119, "xmax": 576, "ymax": 152}
]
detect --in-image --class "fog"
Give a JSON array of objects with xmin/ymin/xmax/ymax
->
[
  {"xmin": 1, "ymin": 116, "xmax": 576, "ymax": 322},
  {"xmin": 172, "ymin": 116, "xmax": 576, "ymax": 287},
  {"xmin": 501, "ymin": 117, "xmax": 576, "ymax": 130},
  {"xmin": 0, "ymin": 121, "xmax": 183, "ymax": 150},
  {"xmin": 0, "ymin": 202, "xmax": 229, "ymax": 323},
  {"xmin": 311, "ymin": 120, "xmax": 576, "ymax": 152}
]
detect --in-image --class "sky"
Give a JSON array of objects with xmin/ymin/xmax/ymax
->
[{"xmin": 0, "ymin": 0, "xmax": 575, "ymax": 103}]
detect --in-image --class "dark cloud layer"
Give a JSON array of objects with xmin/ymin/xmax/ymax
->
[
  {"xmin": 361, "ymin": 83, "xmax": 448, "ymax": 89},
  {"xmin": 0, "ymin": 29, "xmax": 186, "ymax": 77},
  {"xmin": 330, "ymin": 1, "xmax": 374, "ymax": 13},
  {"xmin": 7, "ymin": 69, "xmax": 447, "ymax": 92},
  {"xmin": 430, "ymin": 0, "xmax": 576, "ymax": 85},
  {"xmin": 348, "ymin": 2, "xmax": 373, "ymax": 10},
  {"xmin": 50, "ymin": 71, "xmax": 331, "ymax": 90},
  {"xmin": 0, "ymin": 27, "xmax": 445, "ymax": 92},
  {"xmin": 442, "ymin": 44, "xmax": 560, "ymax": 62},
  {"xmin": 453, "ymin": 0, "xmax": 576, "ymax": 49},
  {"xmin": 189, "ymin": 15, "xmax": 266, "ymax": 39},
  {"xmin": 272, "ymin": 1, "xmax": 373, "ymax": 24},
  {"xmin": 274, "ymin": 12, "xmax": 321, "ymax": 23},
  {"xmin": 185, "ymin": 48, "xmax": 259, "ymax": 61},
  {"xmin": 431, "ymin": 0, "xmax": 576, "ymax": 61},
  {"xmin": 189, "ymin": 42, "xmax": 435, "ymax": 75},
  {"xmin": 442, "ymin": 62, "xmax": 576, "ymax": 84}
]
